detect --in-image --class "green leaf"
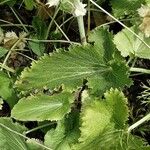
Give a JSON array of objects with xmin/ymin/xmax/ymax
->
[
  {"xmin": 0, "ymin": 46, "xmax": 8, "ymax": 58},
  {"xmin": 74, "ymin": 88, "xmax": 129, "ymax": 149},
  {"xmin": 29, "ymin": 35, "xmax": 45, "ymax": 56},
  {"xmin": 16, "ymin": 28, "xmax": 131, "ymax": 95},
  {"xmin": 32, "ymin": 16, "xmax": 47, "ymax": 39},
  {"xmin": 114, "ymin": 26, "xmax": 150, "ymax": 59},
  {"xmin": 111, "ymin": 0, "xmax": 145, "ymax": 18},
  {"xmin": 79, "ymin": 99, "xmax": 112, "ymax": 143},
  {"xmin": 24, "ymin": 0, "xmax": 35, "ymax": 10},
  {"xmin": 16, "ymin": 47, "xmax": 131, "ymax": 93},
  {"xmin": 45, "ymin": 111, "xmax": 80, "ymax": 150},
  {"xmin": 0, "ymin": 118, "xmax": 28, "ymax": 150},
  {"xmin": 15, "ymin": 44, "xmax": 110, "ymax": 91},
  {"xmin": 0, "ymin": 71, "xmax": 18, "ymax": 108},
  {"xmin": 60, "ymin": 0, "xmax": 74, "ymax": 14},
  {"xmin": 88, "ymin": 60, "xmax": 132, "ymax": 96},
  {"xmin": 11, "ymin": 92, "xmax": 74, "ymax": 121}
]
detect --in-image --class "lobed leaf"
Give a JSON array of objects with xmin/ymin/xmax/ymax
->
[
  {"xmin": 11, "ymin": 92, "xmax": 74, "ymax": 121},
  {"xmin": 114, "ymin": 26, "xmax": 150, "ymax": 59},
  {"xmin": 16, "ymin": 28, "xmax": 131, "ymax": 95}
]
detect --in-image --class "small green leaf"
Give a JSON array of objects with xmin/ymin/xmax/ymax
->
[
  {"xmin": 29, "ymin": 35, "xmax": 45, "ymax": 56},
  {"xmin": 0, "ymin": 118, "xmax": 28, "ymax": 150},
  {"xmin": 24, "ymin": 0, "xmax": 35, "ymax": 10},
  {"xmin": 32, "ymin": 16, "xmax": 47, "ymax": 39},
  {"xmin": 0, "ymin": 46, "xmax": 8, "ymax": 58},
  {"xmin": 11, "ymin": 92, "xmax": 74, "ymax": 121},
  {"xmin": 60, "ymin": 0, "xmax": 74, "ymax": 14},
  {"xmin": 114, "ymin": 26, "xmax": 150, "ymax": 59},
  {"xmin": 0, "ymin": 71, "xmax": 18, "ymax": 108}
]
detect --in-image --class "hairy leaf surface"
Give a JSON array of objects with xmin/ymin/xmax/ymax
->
[
  {"xmin": 11, "ymin": 92, "xmax": 73, "ymax": 121},
  {"xmin": 16, "ymin": 28, "xmax": 131, "ymax": 94}
]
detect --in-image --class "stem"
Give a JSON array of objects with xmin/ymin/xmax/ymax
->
[
  {"xmin": 128, "ymin": 113, "xmax": 150, "ymax": 133},
  {"xmin": 38, "ymin": 2, "xmax": 71, "ymax": 42},
  {"xmin": 87, "ymin": 0, "xmax": 91, "ymax": 33},
  {"xmin": 0, "ymin": 63, "xmax": 15, "ymax": 73},
  {"xmin": 77, "ymin": 16, "xmax": 87, "ymax": 45},
  {"xmin": 25, "ymin": 38, "xmax": 80, "ymax": 45},
  {"xmin": 10, "ymin": 7, "xmax": 28, "ymax": 33},
  {"xmin": 25, "ymin": 122, "xmax": 55, "ymax": 135},
  {"xmin": 130, "ymin": 67, "xmax": 150, "ymax": 74}
]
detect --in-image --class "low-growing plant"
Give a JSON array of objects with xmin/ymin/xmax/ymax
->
[{"xmin": 0, "ymin": 0, "xmax": 150, "ymax": 149}]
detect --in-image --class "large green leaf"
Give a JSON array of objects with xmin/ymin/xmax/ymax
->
[
  {"xmin": 44, "ymin": 112, "xmax": 80, "ymax": 150},
  {"xmin": 114, "ymin": 26, "xmax": 150, "ymax": 59},
  {"xmin": 11, "ymin": 92, "xmax": 74, "ymax": 121},
  {"xmin": 0, "ymin": 118, "xmax": 28, "ymax": 150},
  {"xmin": 16, "ymin": 28, "xmax": 131, "ymax": 95},
  {"xmin": 0, "ymin": 71, "xmax": 18, "ymax": 108}
]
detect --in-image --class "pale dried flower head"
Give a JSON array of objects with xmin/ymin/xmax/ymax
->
[
  {"xmin": 46, "ymin": 0, "xmax": 60, "ymax": 7},
  {"xmin": 140, "ymin": 17, "xmax": 150, "ymax": 37},
  {"xmin": 73, "ymin": 1, "xmax": 87, "ymax": 17},
  {"xmin": 4, "ymin": 31, "xmax": 18, "ymax": 44},
  {"xmin": 137, "ymin": 5, "xmax": 150, "ymax": 17},
  {"xmin": 138, "ymin": 5, "xmax": 150, "ymax": 37},
  {"xmin": 3, "ymin": 31, "xmax": 27, "ymax": 49}
]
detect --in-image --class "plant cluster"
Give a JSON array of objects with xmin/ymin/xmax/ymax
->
[{"xmin": 0, "ymin": 0, "xmax": 150, "ymax": 149}]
